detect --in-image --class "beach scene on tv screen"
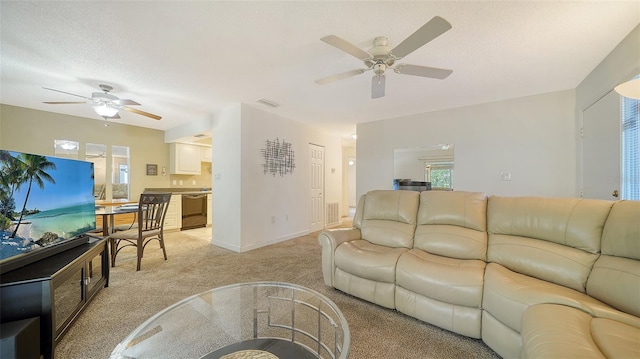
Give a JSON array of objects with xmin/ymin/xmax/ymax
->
[{"xmin": 0, "ymin": 150, "xmax": 96, "ymax": 261}]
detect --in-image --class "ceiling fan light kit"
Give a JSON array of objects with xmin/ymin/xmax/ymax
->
[
  {"xmin": 614, "ymin": 77, "xmax": 640, "ymax": 99},
  {"xmin": 42, "ymin": 84, "xmax": 162, "ymax": 121},
  {"xmin": 92, "ymin": 103, "xmax": 119, "ymax": 118},
  {"xmin": 316, "ymin": 16, "xmax": 453, "ymax": 99}
]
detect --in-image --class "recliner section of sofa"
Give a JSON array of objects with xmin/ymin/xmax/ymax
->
[
  {"xmin": 395, "ymin": 191, "xmax": 487, "ymax": 338},
  {"xmin": 332, "ymin": 190, "xmax": 419, "ymax": 309},
  {"xmin": 318, "ymin": 190, "xmax": 640, "ymax": 359}
]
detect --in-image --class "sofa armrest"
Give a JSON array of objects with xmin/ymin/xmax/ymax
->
[{"xmin": 318, "ymin": 228, "xmax": 361, "ymax": 287}]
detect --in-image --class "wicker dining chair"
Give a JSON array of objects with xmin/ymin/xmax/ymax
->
[{"xmin": 108, "ymin": 193, "xmax": 172, "ymax": 271}]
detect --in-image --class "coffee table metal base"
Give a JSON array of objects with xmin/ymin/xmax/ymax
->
[{"xmin": 203, "ymin": 338, "xmax": 318, "ymax": 359}]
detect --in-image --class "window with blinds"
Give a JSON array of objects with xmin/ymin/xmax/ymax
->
[{"xmin": 621, "ymin": 76, "xmax": 639, "ymax": 200}]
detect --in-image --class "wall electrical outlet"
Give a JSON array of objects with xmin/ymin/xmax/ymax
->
[
  {"xmin": 285, "ymin": 214, "xmax": 289, "ymax": 221},
  {"xmin": 271, "ymin": 216, "xmax": 276, "ymax": 224},
  {"xmin": 500, "ymin": 172, "xmax": 511, "ymax": 181}
]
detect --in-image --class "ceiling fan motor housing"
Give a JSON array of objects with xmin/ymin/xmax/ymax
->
[
  {"xmin": 92, "ymin": 92, "xmax": 118, "ymax": 102},
  {"xmin": 368, "ymin": 36, "xmax": 395, "ymax": 68}
]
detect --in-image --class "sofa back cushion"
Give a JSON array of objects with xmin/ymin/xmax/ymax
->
[
  {"xmin": 356, "ymin": 190, "xmax": 419, "ymax": 248},
  {"xmin": 414, "ymin": 191, "xmax": 488, "ymax": 260},
  {"xmin": 487, "ymin": 196, "xmax": 613, "ymax": 292},
  {"xmin": 587, "ymin": 200, "xmax": 640, "ymax": 317}
]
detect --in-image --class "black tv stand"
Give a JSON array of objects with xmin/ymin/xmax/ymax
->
[{"xmin": 0, "ymin": 238, "xmax": 109, "ymax": 359}]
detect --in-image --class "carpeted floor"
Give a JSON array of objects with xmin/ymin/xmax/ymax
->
[{"xmin": 55, "ymin": 224, "xmax": 500, "ymax": 359}]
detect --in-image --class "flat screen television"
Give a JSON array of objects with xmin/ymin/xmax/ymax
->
[{"xmin": 0, "ymin": 149, "xmax": 96, "ymax": 274}]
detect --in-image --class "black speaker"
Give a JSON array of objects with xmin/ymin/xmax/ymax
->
[{"xmin": 0, "ymin": 317, "xmax": 41, "ymax": 359}]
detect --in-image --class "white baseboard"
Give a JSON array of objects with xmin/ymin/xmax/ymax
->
[{"xmin": 212, "ymin": 230, "xmax": 310, "ymax": 253}]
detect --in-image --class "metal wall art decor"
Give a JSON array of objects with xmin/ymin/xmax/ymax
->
[{"xmin": 261, "ymin": 138, "xmax": 295, "ymax": 176}]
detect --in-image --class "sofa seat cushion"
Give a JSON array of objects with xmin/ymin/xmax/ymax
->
[
  {"xmin": 334, "ymin": 240, "xmax": 408, "ymax": 283},
  {"xmin": 521, "ymin": 304, "xmax": 640, "ymax": 359},
  {"xmin": 334, "ymin": 269, "xmax": 396, "ymax": 309},
  {"xmin": 396, "ymin": 286, "xmax": 483, "ymax": 338},
  {"xmin": 396, "ymin": 249, "xmax": 485, "ymax": 307},
  {"xmin": 483, "ymin": 263, "xmax": 621, "ymax": 333}
]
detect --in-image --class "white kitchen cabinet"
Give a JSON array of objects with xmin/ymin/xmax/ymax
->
[
  {"xmin": 170, "ymin": 143, "xmax": 201, "ymax": 175},
  {"xmin": 201, "ymin": 146, "xmax": 212, "ymax": 163},
  {"xmin": 163, "ymin": 194, "xmax": 182, "ymax": 230}
]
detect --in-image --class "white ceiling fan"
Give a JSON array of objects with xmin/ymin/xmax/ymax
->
[
  {"xmin": 316, "ymin": 16, "xmax": 453, "ymax": 99},
  {"xmin": 43, "ymin": 84, "xmax": 162, "ymax": 120}
]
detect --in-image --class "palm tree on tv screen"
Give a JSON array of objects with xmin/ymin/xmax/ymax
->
[
  {"xmin": 10, "ymin": 153, "xmax": 56, "ymax": 238},
  {"xmin": 0, "ymin": 150, "xmax": 25, "ymax": 228}
]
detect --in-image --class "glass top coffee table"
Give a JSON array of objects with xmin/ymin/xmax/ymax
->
[{"xmin": 110, "ymin": 282, "xmax": 350, "ymax": 359}]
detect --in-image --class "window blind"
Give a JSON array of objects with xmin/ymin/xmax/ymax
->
[{"xmin": 621, "ymin": 77, "xmax": 639, "ymax": 200}]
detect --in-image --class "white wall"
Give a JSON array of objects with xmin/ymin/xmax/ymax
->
[
  {"xmin": 575, "ymin": 24, "xmax": 640, "ymax": 194},
  {"xmin": 212, "ymin": 103, "xmax": 343, "ymax": 252},
  {"xmin": 342, "ymin": 145, "xmax": 356, "ymax": 211},
  {"xmin": 394, "ymin": 150, "xmax": 430, "ymax": 181},
  {"xmin": 357, "ymin": 90, "xmax": 577, "ymax": 198},
  {"xmin": 211, "ymin": 104, "xmax": 243, "ymax": 250},
  {"xmin": 240, "ymin": 104, "xmax": 310, "ymax": 250}
]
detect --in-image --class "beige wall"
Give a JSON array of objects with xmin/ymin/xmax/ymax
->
[
  {"xmin": 169, "ymin": 162, "xmax": 212, "ymax": 189},
  {"xmin": 0, "ymin": 104, "xmax": 171, "ymax": 200}
]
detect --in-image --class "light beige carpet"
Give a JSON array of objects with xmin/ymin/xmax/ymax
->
[{"xmin": 55, "ymin": 226, "xmax": 500, "ymax": 359}]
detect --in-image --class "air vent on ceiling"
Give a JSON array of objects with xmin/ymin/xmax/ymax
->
[{"xmin": 256, "ymin": 98, "xmax": 280, "ymax": 108}]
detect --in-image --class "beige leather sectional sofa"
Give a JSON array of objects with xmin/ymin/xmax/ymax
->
[{"xmin": 318, "ymin": 190, "xmax": 640, "ymax": 358}]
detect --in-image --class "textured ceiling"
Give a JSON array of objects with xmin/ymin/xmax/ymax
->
[{"xmin": 1, "ymin": 1, "xmax": 638, "ymax": 140}]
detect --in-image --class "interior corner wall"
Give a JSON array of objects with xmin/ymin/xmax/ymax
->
[
  {"xmin": 575, "ymin": 24, "xmax": 640, "ymax": 195},
  {"xmin": 236, "ymin": 104, "xmax": 342, "ymax": 252},
  {"xmin": 356, "ymin": 90, "xmax": 577, "ymax": 198},
  {"xmin": 211, "ymin": 104, "xmax": 243, "ymax": 251}
]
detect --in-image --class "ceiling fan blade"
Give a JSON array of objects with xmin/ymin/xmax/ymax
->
[
  {"xmin": 315, "ymin": 69, "xmax": 366, "ymax": 85},
  {"xmin": 391, "ymin": 16, "xmax": 452, "ymax": 59},
  {"xmin": 395, "ymin": 64, "xmax": 453, "ymax": 79},
  {"xmin": 124, "ymin": 106, "xmax": 162, "ymax": 120},
  {"xmin": 42, "ymin": 87, "xmax": 92, "ymax": 100},
  {"xmin": 113, "ymin": 99, "xmax": 141, "ymax": 106},
  {"xmin": 321, "ymin": 35, "xmax": 372, "ymax": 61},
  {"xmin": 371, "ymin": 75, "xmax": 386, "ymax": 99},
  {"xmin": 109, "ymin": 113, "xmax": 121, "ymax": 119},
  {"xmin": 43, "ymin": 101, "xmax": 87, "ymax": 104}
]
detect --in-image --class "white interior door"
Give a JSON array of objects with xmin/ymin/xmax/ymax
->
[
  {"xmin": 582, "ymin": 90, "xmax": 621, "ymax": 200},
  {"xmin": 310, "ymin": 144, "xmax": 325, "ymax": 232}
]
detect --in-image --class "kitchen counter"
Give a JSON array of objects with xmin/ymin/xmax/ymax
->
[{"xmin": 144, "ymin": 187, "xmax": 211, "ymax": 195}]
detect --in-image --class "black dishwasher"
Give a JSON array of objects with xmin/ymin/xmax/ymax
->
[{"xmin": 181, "ymin": 194, "xmax": 207, "ymax": 230}]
